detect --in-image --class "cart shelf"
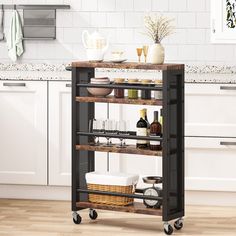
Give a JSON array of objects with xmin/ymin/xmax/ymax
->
[
  {"xmin": 76, "ymin": 96, "xmax": 162, "ymax": 106},
  {"xmin": 76, "ymin": 202, "xmax": 162, "ymax": 216},
  {"xmin": 76, "ymin": 144, "xmax": 162, "ymax": 156}
]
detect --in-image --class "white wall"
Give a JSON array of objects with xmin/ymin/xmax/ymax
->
[{"xmin": 0, "ymin": 0, "xmax": 235, "ymax": 65}]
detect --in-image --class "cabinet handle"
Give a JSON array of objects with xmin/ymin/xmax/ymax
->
[
  {"xmin": 66, "ymin": 83, "xmax": 71, "ymax": 87},
  {"xmin": 3, "ymin": 82, "xmax": 26, "ymax": 87},
  {"xmin": 220, "ymin": 141, "xmax": 236, "ymax": 146},
  {"xmin": 220, "ymin": 86, "xmax": 236, "ymax": 90}
]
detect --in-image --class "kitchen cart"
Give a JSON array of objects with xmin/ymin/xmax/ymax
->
[{"xmin": 71, "ymin": 61, "xmax": 185, "ymax": 235}]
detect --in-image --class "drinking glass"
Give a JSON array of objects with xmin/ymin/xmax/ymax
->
[
  {"xmin": 92, "ymin": 119, "xmax": 104, "ymax": 145},
  {"xmin": 143, "ymin": 45, "xmax": 149, "ymax": 63},
  {"xmin": 104, "ymin": 119, "xmax": 117, "ymax": 146},
  {"xmin": 117, "ymin": 120, "xmax": 126, "ymax": 148},
  {"xmin": 136, "ymin": 48, "xmax": 143, "ymax": 63},
  {"xmin": 123, "ymin": 120, "xmax": 130, "ymax": 146}
]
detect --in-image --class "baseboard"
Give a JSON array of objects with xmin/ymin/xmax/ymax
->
[{"xmin": 1, "ymin": 185, "xmax": 236, "ymax": 207}]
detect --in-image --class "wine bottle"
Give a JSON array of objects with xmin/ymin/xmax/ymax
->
[
  {"xmin": 160, "ymin": 108, "xmax": 163, "ymax": 133},
  {"xmin": 150, "ymin": 111, "xmax": 162, "ymax": 151},
  {"xmin": 136, "ymin": 109, "xmax": 148, "ymax": 149},
  {"xmin": 143, "ymin": 108, "xmax": 150, "ymax": 146}
]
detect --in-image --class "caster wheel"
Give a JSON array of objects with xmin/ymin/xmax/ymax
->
[
  {"xmin": 164, "ymin": 223, "xmax": 173, "ymax": 235},
  {"xmin": 174, "ymin": 219, "xmax": 183, "ymax": 230},
  {"xmin": 89, "ymin": 209, "xmax": 98, "ymax": 220},
  {"xmin": 72, "ymin": 213, "xmax": 82, "ymax": 224}
]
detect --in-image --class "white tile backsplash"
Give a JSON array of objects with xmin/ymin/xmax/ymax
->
[{"xmin": 0, "ymin": 0, "xmax": 235, "ymax": 65}]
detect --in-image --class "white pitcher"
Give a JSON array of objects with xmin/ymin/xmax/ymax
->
[{"xmin": 82, "ymin": 30, "xmax": 109, "ymax": 61}]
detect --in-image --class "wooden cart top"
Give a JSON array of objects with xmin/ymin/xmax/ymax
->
[{"xmin": 72, "ymin": 61, "xmax": 184, "ymax": 71}]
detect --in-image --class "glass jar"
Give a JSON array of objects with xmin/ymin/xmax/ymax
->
[
  {"xmin": 154, "ymin": 79, "xmax": 163, "ymax": 100},
  {"xmin": 128, "ymin": 79, "xmax": 139, "ymax": 99},
  {"xmin": 114, "ymin": 78, "xmax": 125, "ymax": 98},
  {"xmin": 141, "ymin": 79, "xmax": 152, "ymax": 99}
]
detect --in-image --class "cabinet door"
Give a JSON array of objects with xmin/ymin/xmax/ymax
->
[
  {"xmin": 0, "ymin": 81, "xmax": 47, "ymax": 185},
  {"xmin": 185, "ymin": 137, "xmax": 236, "ymax": 191},
  {"xmin": 49, "ymin": 81, "xmax": 71, "ymax": 186},
  {"xmin": 185, "ymin": 83, "xmax": 236, "ymax": 137}
]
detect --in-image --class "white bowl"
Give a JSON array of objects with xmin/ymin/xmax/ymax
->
[{"xmin": 87, "ymin": 87, "xmax": 113, "ymax": 97}]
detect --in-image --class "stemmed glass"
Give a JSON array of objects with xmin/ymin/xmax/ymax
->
[
  {"xmin": 117, "ymin": 120, "xmax": 127, "ymax": 148},
  {"xmin": 143, "ymin": 45, "xmax": 149, "ymax": 63},
  {"xmin": 91, "ymin": 119, "xmax": 104, "ymax": 145},
  {"xmin": 136, "ymin": 48, "xmax": 143, "ymax": 63},
  {"xmin": 104, "ymin": 119, "xmax": 117, "ymax": 147}
]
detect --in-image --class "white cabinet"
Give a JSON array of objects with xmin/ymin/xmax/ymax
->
[
  {"xmin": 48, "ymin": 81, "xmax": 71, "ymax": 186},
  {"xmin": 185, "ymin": 137, "xmax": 236, "ymax": 192},
  {"xmin": 0, "ymin": 81, "xmax": 47, "ymax": 185},
  {"xmin": 185, "ymin": 83, "xmax": 236, "ymax": 137},
  {"xmin": 185, "ymin": 83, "xmax": 236, "ymax": 192}
]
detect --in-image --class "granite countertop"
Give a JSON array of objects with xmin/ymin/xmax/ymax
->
[{"xmin": 0, "ymin": 63, "xmax": 236, "ymax": 83}]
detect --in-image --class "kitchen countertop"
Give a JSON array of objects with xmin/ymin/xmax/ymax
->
[{"xmin": 0, "ymin": 63, "xmax": 236, "ymax": 83}]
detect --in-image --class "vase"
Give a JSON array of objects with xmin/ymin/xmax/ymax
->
[{"xmin": 149, "ymin": 43, "xmax": 165, "ymax": 64}]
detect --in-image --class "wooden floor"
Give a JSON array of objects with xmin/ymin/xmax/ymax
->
[{"xmin": 0, "ymin": 199, "xmax": 236, "ymax": 236}]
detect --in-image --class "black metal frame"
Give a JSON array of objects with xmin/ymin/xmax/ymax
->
[{"xmin": 72, "ymin": 65, "xmax": 185, "ymax": 222}]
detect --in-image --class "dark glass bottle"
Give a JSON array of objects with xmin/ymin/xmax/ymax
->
[
  {"xmin": 143, "ymin": 108, "xmax": 150, "ymax": 147},
  {"xmin": 150, "ymin": 111, "xmax": 162, "ymax": 151},
  {"xmin": 136, "ymin": 109, "xmax": 148, "ymax": 149},
  {"xmin": 141, "ymin": 79, "xmax": 152, "ymax": 99}
]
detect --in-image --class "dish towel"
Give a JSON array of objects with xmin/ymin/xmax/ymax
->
[
  {"xmin": 7, "ymin": 10, "xmax": 24, "ymax": 61},
  {"xmin": 0, "ymin": 5, "xmax": 4, "ymax": 41}
]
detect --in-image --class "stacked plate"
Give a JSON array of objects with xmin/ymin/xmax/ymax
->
[{"xmin": 87, "ymin": 77, "xmax": 113, "ymax": 97}]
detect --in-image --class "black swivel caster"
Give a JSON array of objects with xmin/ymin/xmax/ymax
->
[
  {"xmin": 89, "ymin": 209, "xmax": 98, "ymax": 220},
  {"xmin": 72, "ymin": 212, "xmax": 82, "ymax": 224},
  {"xmin": 164, "ymin": 223, "xmax": 173, "ymax": 235},
  {"xmin": 174, "ymin": 218, "xmax": 183, "ymax": 230}
]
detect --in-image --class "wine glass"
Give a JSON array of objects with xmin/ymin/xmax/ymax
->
[
  {"xmin": 143, "ymin": 45, "xmax": 149, "ymax": 63},
  {"xmin": 92, "ymin": 119, "xmax": 104, "ymax": 145},
  {"xmin": 117, "ymin": 120, "xmax": 127, "ymax": 148},
  {"xmin": 136, "ymin": 48, "xmax": 143, "ymax": 63},
  {"xmin": 104, "ymin": 119, "xmax": 117, "ymax": 147}
]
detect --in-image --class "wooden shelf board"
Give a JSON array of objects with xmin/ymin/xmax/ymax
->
[
  {"xmin": 76, "ymin": 144, "xmax": 162, "ymax": 156},
  {"xmin": 72, "ymin": 61, "xmax": 184, "ymax": 71},
  {"xmin": 76, "ymin": 96, "xmax": 162, "ymax": 106},
  {"xmin": 76, "ymin": 201, "xmax": 162, "ymax": 216}
]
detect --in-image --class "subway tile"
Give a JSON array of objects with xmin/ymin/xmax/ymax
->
[
  {"xmin": 186, "ymin": 29, "xmax": 206, "ymax": 44},
  {"xmin": 116, "ymin": 28, "xmax": 134, "ymax": 44},
  {"xmin": 56, "ymin": 12, "xmax": 73, "ymax": 27},
  {"xmin": 98, "ymin": 0, "xmax": 116, "ymax": 11},
  {"xmin": 169, "ymin": 0, "xmax": 187, "ymax": 12},
  {"xmin": 134, "ymin": 0, "xmax": 152, "ymax": 12},
  {"xmin": 73, "ymin": 12, "xmax": 91, "ymax": 28},
  {"xmin": 107, "ymin": 13, "xmax": 125, "ymax": 27},
  {"xmin": 178, "ymin": 12, "xmax": 196, "ymax": 28},
  {"xmin": 81, "ymin": 0, "xmax": 98, "ymax": 11},
  {"xmin": 196, "ymin": 12, "xmax": 210, "ymax": 28},
  {"xmin": 125, "ymin": 12, "xmax": 144, "ymax": 28},
  {"xmin": 178, "ymin": 44, "xmax": 196, "ymax": 61},
  {"xmin": 91, "ymin": 12, "xmax": 107, "ymax": 27},
  {"xmin": 187, "ymin": 0, "xmax": 205, "ymax": 12},
  {"xmin": 116, "ymin": 0, "xmax": 133, "ymax": 11},
  {"xmin": 152, "ymin": 0, "xmax": 169, "ymax": 11}
]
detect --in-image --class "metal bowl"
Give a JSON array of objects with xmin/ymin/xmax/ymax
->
[{"xmin": 142, "ymin": 176, "xmax": 162, "ymax": 185}]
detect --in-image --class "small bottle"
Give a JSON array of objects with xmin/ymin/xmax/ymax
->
[
  {"xmin": 136, "ymin": 109, "xmax": 148, "ymax": 149},
  {"xmin": 128, "ymin": 79, "xmax": 139, "ymax": 99},
  {"xmin": 143, "ymin": 108, "xmax": 150, "ymax": 147},
  {"xmin": 114, "ymin": 78, "xmax": 125, "ymax": 98},
  {"xmin": 150, "ymin": 111, "xmax": 162, "ymax": 151},
  {"xmin": 141, "ymin": 79, "xmax": 152, "ymax": 99},
  {"xmin": 154, "ymin": 79, "xmax": 163, "ymax": 100}
]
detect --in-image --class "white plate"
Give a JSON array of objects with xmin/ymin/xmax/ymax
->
[{"xmin": 108, "ymin": 59, "xmax": 127, "ymax": 63}]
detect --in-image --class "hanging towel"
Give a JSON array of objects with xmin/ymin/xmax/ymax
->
[
  {"xmin": 0, "ymin": 4, "xmax": 4, "ymax": 41},
  {"xmin": 7, "ymin": 10, "xmax": 24, "ymax": 61}
]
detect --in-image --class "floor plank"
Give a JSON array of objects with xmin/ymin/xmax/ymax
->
[{"xmin": 0, "ymin": 199, "xmax": 236, "ymax": 235}]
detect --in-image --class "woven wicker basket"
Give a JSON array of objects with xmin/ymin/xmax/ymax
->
[{"xmin": 87, "ymin": 183, "xmax": 134, "ymax": 206}]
